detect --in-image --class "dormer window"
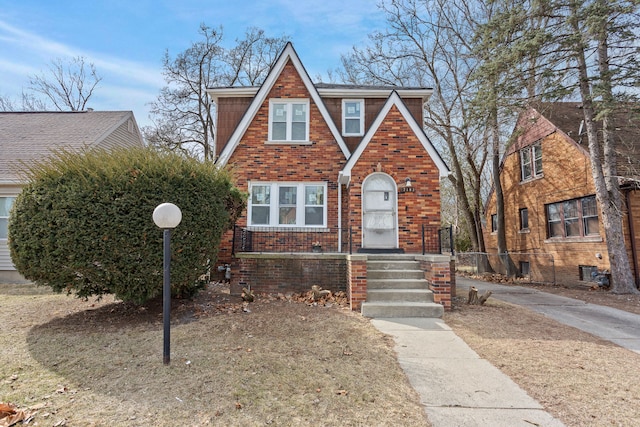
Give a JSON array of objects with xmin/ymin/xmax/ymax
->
[
  {"xmin": 342, "ymin": 99, "xmax": 364, "ymax": 136},
  {"xmin": 269, "ymin": 100, "xmax": 309, "ymax": 142}
]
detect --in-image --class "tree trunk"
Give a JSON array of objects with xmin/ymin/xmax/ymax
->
[{"xmin": 568, "ymin": 2, "xmax": 638, "ymax": 294}]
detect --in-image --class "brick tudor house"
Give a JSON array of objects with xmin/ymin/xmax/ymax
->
[
  {"xmin": 484, "ymin": 102, "xmax": 640, "ymax": 288},
  {"xmin": 208, "ymin": 43, "xmax": 454, "ymax": 315}
]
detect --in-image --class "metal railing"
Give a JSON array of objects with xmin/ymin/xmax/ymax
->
[{"xmin": 232, "ymin": 225, "xmax": 454, "ymax": 255}]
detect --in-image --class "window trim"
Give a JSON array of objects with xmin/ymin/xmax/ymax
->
[
  {"xmin": 546, "ymin": 195, "xmax": 599, "ymax": 239},
  {"xmin": 520, "ymin": 142, "xmax": 543, "ymax": 182},
  {"xmin": 342, "ymin": 99, "xmax": 364, "ymax": 136},
  {"xmin": 268, "ymin": 99, "xmax": 310, "ymax": 143},
  {"xmin": 247, "ymin": 182, "xmax": 327, "ymax": 228}
]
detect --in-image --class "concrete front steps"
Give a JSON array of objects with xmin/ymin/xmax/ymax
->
[{"xmin": 361, "ymin": 254, "xmax": 444, "ymax": 318}]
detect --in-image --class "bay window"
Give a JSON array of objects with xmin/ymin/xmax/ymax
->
[{"xmin": 249, "ymin": 182, "xmax": 326, "ymax": 227}]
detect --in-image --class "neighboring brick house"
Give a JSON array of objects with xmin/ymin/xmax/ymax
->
[
  {"xmin": 484, "ymin": 102, "xmax": 640, "ymax": 288},
  {"xmin": 208, "ymin": 43, "xmax": 454, "ymax": 310},
  {"xmin": 0, "ymin": 110, "xmax": 144, "ymax": 283}
]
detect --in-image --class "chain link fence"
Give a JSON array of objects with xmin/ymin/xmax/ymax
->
[{"xmin": 456, "ymin": 252, "xmax": 556, "ymax": 284}]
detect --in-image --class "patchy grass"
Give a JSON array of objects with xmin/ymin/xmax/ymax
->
[
  {"xmin": 1, "ymin": 283, "xmax": 429, "ymax": 427},
  {"xmin": 445, "ymin": 291, "xmax": 640, "ymax": 427}
]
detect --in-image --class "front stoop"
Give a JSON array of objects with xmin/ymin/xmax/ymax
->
[{"xmin": 361, "ymin": 255, "xmax": 444, "ymax": 318}]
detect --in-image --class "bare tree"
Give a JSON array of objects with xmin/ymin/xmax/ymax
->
[
  {"xmin": 145, "ymin": 25, "xmax": 289, "ymax": 161},
  {"xmin": 339, "ymin": 0, "xmax": 493, "ymax": 255},
  {"xmin": 28, "ymin": 56, "xmax": 101, "ymax": 111}
]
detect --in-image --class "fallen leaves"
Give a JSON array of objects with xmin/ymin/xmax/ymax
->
[{"xmin": 0, "ymin": 402, "xmax": 37, "ymax": 427}]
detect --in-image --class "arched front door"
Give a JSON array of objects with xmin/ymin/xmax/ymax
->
[{"xmin": 362, "ymin": 173, "xmax": 398, "ymax": 249}]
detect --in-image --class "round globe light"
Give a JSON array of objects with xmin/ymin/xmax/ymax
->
[{"xmin": 153, "ymin": 203, "xmax": 182, "ymax": 229}]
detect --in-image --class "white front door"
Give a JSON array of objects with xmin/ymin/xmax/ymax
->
[{"xmin": 362, "ymin": 173, "xmax": 398, "ymax": 249}]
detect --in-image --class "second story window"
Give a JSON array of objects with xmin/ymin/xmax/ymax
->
[
  {"xmin": 520, "ymin": 142, "xmax": 543, "ymax": 181},
  {"xmin": 269, "ymin": 100, "xmax": 309, "ymax": 142},
  {"xmin": 491, "ymin": 214, "xmax": 497, "ymax": 233},
  {"xmin": 342, "ymin": 99, "xmax": 364, "ymax": 136}
]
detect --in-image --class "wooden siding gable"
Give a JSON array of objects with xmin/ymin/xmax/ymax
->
[
  {"xmin": 339, "ymin": 91, "xmax": 449, "ymax": 185},
  {"xmin": 216, "ymin": 42, "xmax": 350, "ymax": 167}
]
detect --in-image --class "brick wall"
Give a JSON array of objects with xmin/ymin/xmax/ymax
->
[
  {"xmin": 348, "ymin": 105, "xmax": 442, "ymax": 252},
  {"xmin": 420, "ymin": 255, "xmax": 455, "ymax": 309},
  {"xmin": 347, "ymin": 255, "xmax": 368, "ymax": 311},
  {"xmin": 484, "ymin": 123, "xmax": 613, "ymax": 286},
  {"xmin": 231, "ymin": 253, "xmax": 347, "ymax": 296}
]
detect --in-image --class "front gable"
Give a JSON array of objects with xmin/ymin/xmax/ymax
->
[
  {"xmin": 340, "ymin": 91, "xmax": 449, "ymax": 185},
  {"xmin": 216, "ymin": 43, "xmax": 350, "ymax": 167}
]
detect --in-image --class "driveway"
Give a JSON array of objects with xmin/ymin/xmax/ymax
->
[{"xmin": 457, "ymin": 277, "xmax": 640, "ymax": 354}]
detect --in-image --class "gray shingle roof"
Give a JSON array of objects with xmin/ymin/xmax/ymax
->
[{"xmin": 0, "ymin": 111, "xmax": 143, "ymax": 183}]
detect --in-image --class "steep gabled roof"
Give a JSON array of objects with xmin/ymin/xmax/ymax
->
[
  {"xmin": 214, "ymin": 42, "xmax": 350, "ymax": 167},
  {"xmin": 339, "ymin": 91, "xmax": 449, "ymax": 184},
  {"xmin": 0, "ymin": 110, "xmax": 143, "ymax": 183}
]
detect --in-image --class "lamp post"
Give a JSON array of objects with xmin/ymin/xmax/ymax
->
[{"xmin": 152, "ymin": 202, "xmax": 182, "ymax": 365}]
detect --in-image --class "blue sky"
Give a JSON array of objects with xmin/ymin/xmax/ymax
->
[{"xmin": 0, "ymin": 0, "xmax": 387, "ymax": 128}]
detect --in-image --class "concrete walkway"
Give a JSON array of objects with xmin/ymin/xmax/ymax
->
[
  {"xmin": 372, "ymin": 277, "xmax": 640, "ymax": 426},
  {"xmin": 372, "ymin": 317, "xmax": 565, "ymax": 427},
  {"xmin": 458, "ymin": 276, "xmax": 640, "ymax": 354}
]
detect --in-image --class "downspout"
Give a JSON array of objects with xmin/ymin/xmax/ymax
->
[
  {"xmin": 338, "ymin": 182, "xmax": 342, "ymax": 252},
  {"xmin": 625, "ymin": 189, "xmax": 639, "ymax": 288}
]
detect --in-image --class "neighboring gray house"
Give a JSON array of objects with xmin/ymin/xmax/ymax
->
[{"xmin": 0, "ymin": 110, "xmax": 144, "ymax": 282}]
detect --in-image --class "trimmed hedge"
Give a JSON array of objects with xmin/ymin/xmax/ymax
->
[{"xmin": 8, "ymin": 147, "xmax": 245, "ymax": 304}]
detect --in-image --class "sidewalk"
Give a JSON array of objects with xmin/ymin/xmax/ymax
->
[{"xmin": 372, "ymin": 317, "xmax": 565, "ymax": 427}]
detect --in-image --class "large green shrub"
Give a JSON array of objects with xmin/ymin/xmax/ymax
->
[{"xmin": 8, "ymin": 147, "xmax": 245, "ymax": 304}]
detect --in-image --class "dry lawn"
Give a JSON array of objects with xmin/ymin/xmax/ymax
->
[
  {"xmin": 445, "ymin": 281, "xmax": 640, "ymax": 427},
  {"xmin": 1, "ymin": 283, "xmax": 429, "ymax": 427}
]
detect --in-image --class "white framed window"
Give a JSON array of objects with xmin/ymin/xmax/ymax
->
[
  {"xmin": 269, "ymin": 100, "xmax": 309, "ymax": 142},
  {"xmin": 0, "ymin": 197, "xmax": 15, "ymax": 240},
  {"xmin": 342, "ymin": 99, "xmax": 364, "ymax": 136},
  {"xmin": 520, "ymin": 142, "xmax": 543, "ymax": 181},
  {"xmin": 248, "ymin": 182, "xmax": 326, "ymax": 227}
]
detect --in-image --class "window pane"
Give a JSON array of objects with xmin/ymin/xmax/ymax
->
[
  {"xmin": 0, "ymin": 218, "xmax": 8, "ymax": 239},
  {"xmin": 279, "ymin": 207, "xmax": 296, "ymax": 224},
  {"xmin": 345, "ymin": 119, "xmax": 360, "ymax": 134},
  {"xmin": 582, "ymin": 196, "xmax": 597, "ymax": 217},
  {"xmin": 272, "ymin": 122, "xmax": 286, "ymax": 140},
  {"xmin": 344, "ymin": 101, "xmax": 360, "ymax": 118},
  {"xmin": 272, "ymin": 104, "xmax": 286, "ymax": 122},
  {"xmin": 251, "ymin": 186, "xmax": 270, "ymax": 205},
  {"xmin": 563, "ymin": 200, "xmax": 578, "ymax": 219},
  {"xmin": 534, "ymin": 144, "xmax": 543, "ymax": 175},
  {"xmin": 491, "ymin": 214, "xmax": 497, "ymax": 232},
  {"xmin": 305, "ymin": 186, "xmax": 323, "ymax": 205},
  {"xmin": 565, "ymin": 218, "xmax": 580, "ymax": 236},
  {"xmin": 521, "ymin": 149, "xmax": 532, "ymax": 180},
  {"xmin": 520, "ymin": 208, "xmax": 528, "ymax": 229},
  {"xmin": 0, "ymin": 197, "xmax": 14, "ymax": 216},
  {"xmin": 305, "ymin": 207, "xmax": 323, "ymax": 225},
  {"xmin": 292, "ymin": 104, "xmax": 306, "ymax": 121},
  {"xmin": 549, "ymin": 221, "xmax": 563, "ymax": 237},
  {"xmin": 251, "ymin": 207, "xmax": 270, "ymax": 225},
  {"xmin": 291, "ymin": 122, "xmax": 306, "ymax": 140},
  {"xmin": 547, "ymin": 203, "xmax": 560, "ymax": 221},
  {"xmin": 584, "ymin": 217, "xmax": 599, "ymax": 235},
  {"xmin": 279, "ymin": 186, "xmax": 297, "ymax": 205}
]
